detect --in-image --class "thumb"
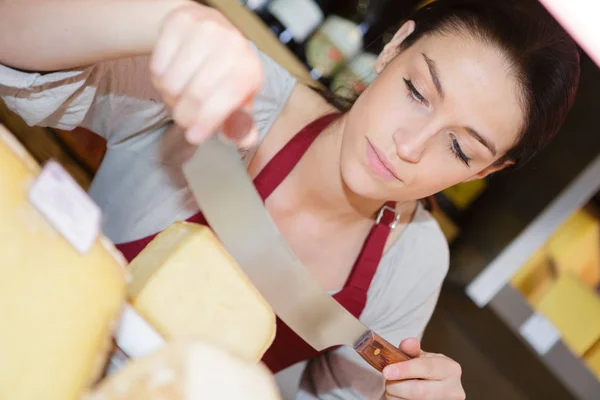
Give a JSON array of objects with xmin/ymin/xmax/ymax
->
[
  {"xmin": 399, "ymin": 337, "xmax": 421, "ymax": 358},
  {"xmin": 222, "ymin": 107, "xmax": 258, "ymax": 149}
]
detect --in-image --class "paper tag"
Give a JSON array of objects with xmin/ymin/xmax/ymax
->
[
  {"xmin": 28, "ymin": 160, "xmax": 102, "ymax": 254},
  {"xmin": 519, "ymin": 312, "xmax": 561, "ymax": 355},
  {"xmin": 115, "ymin": 304, "xmax": 166, "ymax": 359}
]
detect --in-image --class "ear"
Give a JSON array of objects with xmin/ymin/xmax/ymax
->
[
  {"xmin": 375, "ymin": 20, "xmax": 416, "ymax": 74},
  {"xmin": 463, "ymin": 160, "xmax": 515, "ymax": 182}
]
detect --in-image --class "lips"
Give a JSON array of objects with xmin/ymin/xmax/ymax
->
[{"xmin": 366, "ymin": 139, "xmax": 402, "ymax": 182}]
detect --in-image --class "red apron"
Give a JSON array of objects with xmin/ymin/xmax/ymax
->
[{"xmin": 115, "ymin": 113, "xmax": 399, "ymax": 373}]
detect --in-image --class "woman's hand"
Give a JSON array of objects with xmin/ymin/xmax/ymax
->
[
  {"xmin": 383, "ymin": 338, "xmax": 465, "ymax": 400},
  {"xmin": 150, "ymin": 5, "xmax": 264, "ymax": 147}
]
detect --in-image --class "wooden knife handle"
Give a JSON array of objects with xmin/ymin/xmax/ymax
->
[{"xmin": 354, "ymin": 330, "xmax": 412, "ymax": 372}]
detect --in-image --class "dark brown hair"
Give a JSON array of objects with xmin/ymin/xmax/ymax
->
[{"xmin": 316, "ymin": 0, "xmax": 581, "ymax": 166}]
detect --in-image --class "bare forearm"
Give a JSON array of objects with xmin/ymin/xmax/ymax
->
[{"xmin": 0, "ymin": 0, "xmax": 197, "ymax": 71}]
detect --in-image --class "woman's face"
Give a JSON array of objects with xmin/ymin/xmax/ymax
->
[{"xmin": 340, "ymin": 24, "xmax": 524, "ymax": 202}]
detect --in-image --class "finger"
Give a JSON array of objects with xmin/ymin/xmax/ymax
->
[
  {"xmin": 383, "ymin": 356, "xmax": 448, "ymax": 381},
  {"xmin": 150, "ymin": 10, "xmax": 195, "ymax": 77},
  {"xmin": 159, "ymin": 46, "xmax": 215, "ymax": 112},
  {"xmin": 182, "ymin": 62, "xmax": 260, "ymax": 144},
  {"xmin": 150, "ymin": 15, "xmax": 195, "ymax": 109},
  {"xmin": 171, "ymin": 53, "xmax": 239, "ymax": 132},
  {"xmin": 386, "ymin": 379, "xmax": 443, "ymax": 400},
  {"xmin": 184, "ymin": 79, "xmax": 255, "ymax": 144},
  {"xmin": 223, "ymin": 108, "xmax": 259, "ymax": 148},
  {"xmin": 159, "ymin": 24, "xmax": 219, "ymax": 100},
  {"xmin": 399, "ymin": 338, "xmax": 422, "ymax": 358}
]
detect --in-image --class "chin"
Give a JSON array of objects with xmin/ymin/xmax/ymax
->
[{"xmin": 340, "ymin": 158, "xmax": 389, "ymax": 201}]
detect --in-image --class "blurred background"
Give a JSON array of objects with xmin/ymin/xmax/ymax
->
[{"xmin": 1, "ymin": 0, "xmax": 598, "ymax": 398}]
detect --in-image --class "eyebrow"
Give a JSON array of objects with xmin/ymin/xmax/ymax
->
[
  {"xmin": 466, "ymin": 127, "xmax": 497, "ymax": 156},
  {"xmin": 422, "ymin": 53, "xmax": 444, "ymax": 100}
]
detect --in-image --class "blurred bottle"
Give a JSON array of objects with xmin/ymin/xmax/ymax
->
[
  {"xmin": 304, "ymin": 0, "xmax": 390, "ymax": 82},
  {"xmin": 330, "ymin": 51, "xmax": 377, "ymax": 98},
  {"xmin": 240, "ymin": 0, "xmax": 271, "ymax": 13},
  {"xmin": 327, "ymin": 0, "xmax": 436, "ymax": 98},
  {"xmin": 255, "ymin": 0, "xmax": 325, "ymax": 60}
]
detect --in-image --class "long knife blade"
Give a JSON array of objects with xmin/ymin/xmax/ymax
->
[{"xmin": 182, "ymin": 134, "xmax": 410, "ymax": 371}]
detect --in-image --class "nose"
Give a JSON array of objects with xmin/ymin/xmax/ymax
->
[{"xmin": 393, "ymin": 128, "xmax": 432, "ymax": 164}]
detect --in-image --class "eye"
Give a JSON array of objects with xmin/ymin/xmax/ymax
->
[
  {"xmin": 449, "ymin": 134, "xmax": 471, "ymax": 167},
  {"xmin": 403, "ymin": 78, "xmax": 428, "ymax": 105}
]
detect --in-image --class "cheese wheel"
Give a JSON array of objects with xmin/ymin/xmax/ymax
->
[
  {"xmin": 128, "ymin": 221, "xmax": 276, "ymax": 362},
  {"xmin": 87, "ymin": 340, "xmax": 281, "ymax": 400},
  {"xmin": 0, "ymin": 124, "xmax": 127, "ymax": 400}
]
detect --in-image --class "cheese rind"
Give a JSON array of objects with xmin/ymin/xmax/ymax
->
[
  {"xmin": 129, "ymin": 221, "xmax": 276, "ymax": 362},
  {"xmin": 0, "ymin": 124, "xmax": 127, "ymax": 400},
  {"xmin": 87, "ymin": 340, "xmax": 281, "ymax": 400}
]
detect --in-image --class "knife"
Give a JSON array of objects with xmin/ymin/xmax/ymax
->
[{"xmin": 182, "ymin": 134, "xmax": 411, "ymax": 372}]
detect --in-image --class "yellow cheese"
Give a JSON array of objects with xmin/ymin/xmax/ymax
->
[
  {"xmin": 584, "ymin": 339, "xmax": 600, "ymax": 380},
  {"xmin": 129, "ymin": 222, "xmax": 276, "ymax": 363},
  {"xmin": 510, "ymin": 247, "xmax": 555, "ymax": 307},
  {"xmin": 545, "ymin": 208, "xmax": 600, "ymax": 288},
  {"xmin": 87, "ymin": 340, "xmax": 281, "ymax": 400},
  {"xmin": 442, "ymin": 179, "xmax": 487, "ymax": 211},
  {"xmin": 0, "ymin": 125, "xmax": 127, "ymax": 399},
  {"xmin": 537, "ymin": 273, "xmax": 600, "ymax": 356}
]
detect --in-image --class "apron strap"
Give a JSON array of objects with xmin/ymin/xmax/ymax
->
[
  {"xmin": 344, "ymin": 200, "xmax": 398, "ymax": 293},
  {"xmin": 254, "ymin": 112, "xmax": 342, "ymax": 200}
]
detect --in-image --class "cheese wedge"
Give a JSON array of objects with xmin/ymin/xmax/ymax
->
[
  {"xmin": 86, "ymin": 340, "xmax": 281, "ymax": 400},
  {"xmin": 510, "ymin": 247, "xmax": 555, "ymax": 307},
  {"xmin": 0, "ymin": 125, "xmax": 127, "ymax": 399},
  {"xmin": 128, "ymin": 221, "xmax": 276, "ymax": 363},
  {"xmin": 537, "ymin": 273, "xmax": 600, "ymax": 356},
  {"xmin": 89, "ymin": 340, "xmax": 280, "ymax": 399},
  {"xmin": 545, "ymin": 208, "xmax": 600, "ymax": 288}
]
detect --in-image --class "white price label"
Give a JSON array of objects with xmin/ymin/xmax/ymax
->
[
  {"xmin": 519, "ymin": 312, "xmax": 561, "ymax": 355},
  {"xmin": 28, "ymin": 160, "xmax": 102, "ymax": 254}
]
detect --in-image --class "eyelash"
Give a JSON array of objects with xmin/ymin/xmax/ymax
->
[
  {"xmin": 449, "ymin": 134, "xmax": 471, "ymax": 166},
  {"xmin": 403, "ymin": 78, "xmax": 427, "ymax": 105},
  {"xmin": 404, "ymin": 77, "xmax": 470, "ymax": 167}
]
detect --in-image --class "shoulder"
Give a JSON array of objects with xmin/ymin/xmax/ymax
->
[
  {"xmin": 239, "ymin": 43, "xmax": 306, "ymax": 164},
  {"xmin": 361, "ymin": 204, "xmax": 448, "ymax": 331},
  {"xmin": 242, "ymin": 46, "xmax": 334, "ymax": 170},
  {"xmin": 409, "ymin": 204, "xmax": 449, "ymax": 265},
  {"xmin": 384, "ymin": 202, "xmax": 449, "ymax": 272},
  {"xmin": 248, "ymin": 43, "xmax": 298, "ymax": 140},
  {"xmin": 369, "ymin": 204, "xmax": 449, "ymax": 307}
]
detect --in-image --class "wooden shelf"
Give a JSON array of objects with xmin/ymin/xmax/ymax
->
[{"xmin": 0, "ymin": 102, "xmax": 95, "ymax": 190}]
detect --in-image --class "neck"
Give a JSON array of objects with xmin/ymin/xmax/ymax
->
[{"xmin": 288, "ymin": 112, "xmax": 388, "ymax": 224}]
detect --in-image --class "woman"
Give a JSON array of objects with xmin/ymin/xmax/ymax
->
[{"xmin": 0, "ymin": 0, "xmax": 579, "ymax": 398}]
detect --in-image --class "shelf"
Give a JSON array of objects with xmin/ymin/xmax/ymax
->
[
  {"xmin": 489, "ymin": 285, "xmax": 600, "ymax": 400},
  {"xmin": 466, "ymin": 154, "xmax": 600, "ymax": 307},
  {"xmin": 464, "ymin": 155, "xmax": 600, "ymax": 399}
]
